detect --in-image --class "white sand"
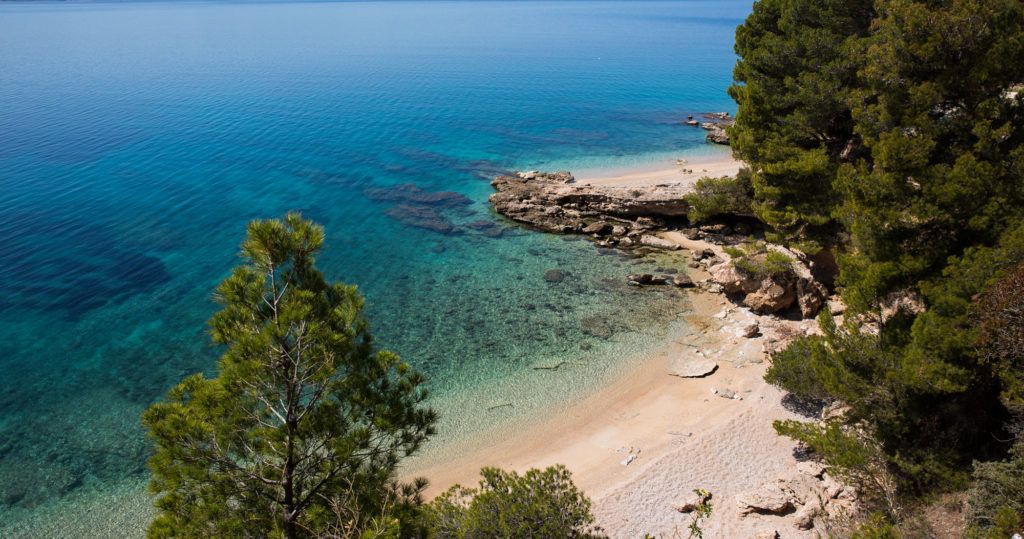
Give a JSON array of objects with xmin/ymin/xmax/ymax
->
[{"xmin": 574, "ymin": 153, "xmax": 743, "ymax": 189}]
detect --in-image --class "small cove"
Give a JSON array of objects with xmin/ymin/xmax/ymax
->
[{"xmin": 0, "ymin": 1, "xmax": 749, "ymax": 535}]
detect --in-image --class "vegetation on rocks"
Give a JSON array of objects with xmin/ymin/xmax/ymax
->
[
  {"xmin": 723, "ymin": 241, "xmax": 794, "ymax": 280},
  {"xmin": 683, "ymin": 167, "xmax": 755, "ymax": 223},
  {"xmin": 737, "ymin": 0, "xmax": 1024, "ymax": 532}
]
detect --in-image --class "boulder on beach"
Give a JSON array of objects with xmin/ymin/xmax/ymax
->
[
  {"xmin": 640, "ymin": 235, "xmax": 681, "ymax": 251},
  {"xmin": 671, "ymin": 274, "xmax": 695, "ymax": 288},
  {"xmin": 668, "ymin": 358, "xmax": 718, "ymax": 378},
  {"xmin": 736, "ymin": 482, "xmax": 794, "ymax": 515},
  {"xmin": 583, "ymin": 221, "xmax": 613, "ymax": 235}
]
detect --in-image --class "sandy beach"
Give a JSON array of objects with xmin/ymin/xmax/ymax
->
[
  {"xmin": 407, "ymin": 159, "xmax": 833, "ymax": 537},
  {"xmin": 575, "ymin": 152, "xmax": 744, "ymax": 188}
]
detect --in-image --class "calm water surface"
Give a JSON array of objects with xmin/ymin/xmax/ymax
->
[{"xmin": 0, "ymin": 1, "xmax": 748, "ymax": 535}]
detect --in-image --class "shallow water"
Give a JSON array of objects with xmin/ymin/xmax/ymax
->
[{"xmin": 0, "ymin": 0, "xmax": 748, "ymax": 535}]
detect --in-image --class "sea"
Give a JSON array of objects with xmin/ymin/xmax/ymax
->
[{"xmin": 0, "ymin": 1, "xmax": 749, "ymax": 535}]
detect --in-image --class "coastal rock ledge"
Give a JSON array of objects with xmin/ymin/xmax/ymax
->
[
  {"xmin": 489, "ymin": 171, "xmax": 691, "ymax": 234},
  {"xmin": 490, "ymin": 170, "xmax": 832, "ymax": 320}
]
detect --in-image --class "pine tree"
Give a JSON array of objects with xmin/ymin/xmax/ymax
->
[
  {"xmin": 837, "ymin": 0, "xmax": 1024, "ymax": 312},
  {"xmin": 729, "ymin": 0, "xmax": 875, "ymax": 247},
  {"xmin": 142, "ymin": 213, "xmax": 436, "ymax": 538}
]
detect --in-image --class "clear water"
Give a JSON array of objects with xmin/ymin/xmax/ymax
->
[{"xmin": 0, "ymin": 1, "xmax": 748, "ymax": 535}]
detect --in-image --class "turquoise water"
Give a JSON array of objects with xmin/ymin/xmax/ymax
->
[{"xmin": 0, "ymin": 1, "xmax": 747, "ymax": 535}]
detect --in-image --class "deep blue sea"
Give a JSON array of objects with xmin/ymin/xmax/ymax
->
[{"xmin": 0, "ymin": 1, "xmax": 748, "ymax": 535}]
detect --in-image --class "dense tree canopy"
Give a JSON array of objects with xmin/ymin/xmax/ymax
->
[
  {"xmin": 730, "ymin": 0, "xmax": 875, "ymax": 246},
  {"xmin": 738, "ymin": 0, "xmax": 1024, "ymax": 530},
  {"xmin": 142, "ymin": 214, "xmax": 436, "ymax": 538}
]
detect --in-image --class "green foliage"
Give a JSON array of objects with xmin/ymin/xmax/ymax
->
[
  {"xmin": 775, "ymin": 420, "xmax": 902, "ymax": 517},
  {"xmin": 744, "ymin": 0, "xmax": 1024, "ymax": 518},
  {"xmin": 726, "ymin": 241, "xmax": 795, "ymax": 279},
  {"xmin": 142, "ymin": 213, "xmax": 436, "ymax": 538},
  {"xmin": 966, "ymin": 441, "xmax": 1024, "ymax": 538},
  {"xmin": 767, "ymin": 226, "xmax": 1024, "ymax": 507},
  {"xmin": 425, "ymin": 466, "xmax": 602, "ymax": 538},
  {"xmin": 850, "ymin": 512, "xmax": 901, "ymax": 539},
  {"xmin": 730, "ymin": 0, "xmax": 874, "ymax": 242},
  {"xmin": 686, "ymin": 489, "xmax": 713, "ymax": 539},
  {"xmin": 836, "ymin": 0, "xmax": 1024, "ymax": 312},
  {"xmin": 683, "ymin": 167, "xmax": 755, "ymax": 223}
]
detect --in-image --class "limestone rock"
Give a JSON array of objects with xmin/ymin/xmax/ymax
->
[
  {"xmin": 707, "ymin": 263, "xmax": 761, "ymax": 295},
  {"xmin": 583, "ymin": 221, "xmax": 613, "ymax": 235},
  {"xmin": 742, "ymin": 322, "xmax": 760, "ymax": 338},
  {"xmin": 793, "ymin": 499, "xmax": 821, "ymax": 530},
  {"xmin": 743, "ymin": 280, "xmax": 797, "ymax": 314},
  {"xmin": 796, "ymin": 461, "xmax": 826, "ymax": 479},
  {"xmin": 706, "ymin": 127, "xmax": 730, "ymax": 145},
  {"xmin": 829, "ymin": 298, "xmax": 846, "ymax": 316},
  {"xmin": 797, "ymin": 278, "xmax": 829, "ymax": 318},
  {"xmin": 640, "ymin": 235, "xmax": 681, "ymax": 250},
  {"xmin": 672, "ymin": 273, "xmax": 695, "ymax": 288},
  {"xmin": 668, "ymin": 359, "xmax": 718, "ymax": 378},
  {"xmin": 736, "ymin": 483, "xmax": 794, "ymax": 515},
  {"xmin": 489, "ymin": 171, "xmax": 691, "ymax": 233}
]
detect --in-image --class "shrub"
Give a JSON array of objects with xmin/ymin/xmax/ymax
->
[
  {"xmin": 425, "ymin": 466, "xmax": 602, "ymax": 538},
  {"xmin": 684, "ymin": 167, "xmax": 754, "ymax": 223},
  {"xmin": 966, "ymin": 442, "xmax": 1024, "ymax": 538},
  {"xmin": 725, "ymin": 241, "xmax": 795, "ymax": 280}
]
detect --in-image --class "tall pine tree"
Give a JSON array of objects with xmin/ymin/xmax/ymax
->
[{"xmin": 143, "ymin": 213, "xmax": 436, "ymax": 538}]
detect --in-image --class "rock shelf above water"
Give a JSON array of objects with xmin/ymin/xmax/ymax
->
[{"xmin": 489, "ymin": 170, "xmax": 692, "ymax": 234}]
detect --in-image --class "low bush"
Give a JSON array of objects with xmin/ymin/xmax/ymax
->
[
  {"xmin": 425, "ymin": 465, "xmax": 603, "ymax": 538},
  {"xmin": 684, "ymin": 167, "xmax": 754, "ymax": 223}
]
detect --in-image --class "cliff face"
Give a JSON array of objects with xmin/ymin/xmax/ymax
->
[{"xmin": 488, "ymin": 171, "xmax": 691, "ymax": 234}]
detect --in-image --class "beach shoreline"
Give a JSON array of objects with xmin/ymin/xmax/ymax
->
[
  {"xmin": 403, "ymin": 156, "xmax": 830, "ymax": 537},
  {"xmin": 572, "ymin": 150, "xmax": 742, "ymax": 187}
]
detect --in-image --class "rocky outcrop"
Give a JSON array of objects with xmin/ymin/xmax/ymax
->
[
  {"xmin": 627, "ymin": 274, "xmax": 669, "ymax": 286},
  {"xmin": 743, "ymin": 276, "xmax": 798, "ymax": 314},
  {"xmin": 489, "ymin": 169, "xmax": 831, "ymax": 320},
  {"xmin": 735, "ymin": 465, "xmax": 857, "ymax": 532},
  {"xmin": 706, "ymin": 127, "xmax": 730, "ymax": 145},
  {"xmin": 489, "ymin": 171, "xmax": 690, "ymax": 234},
  {"xmin": 686, "ymin": 112, "xmax": 733, "ymax": 145},
  {"xmin": 736, "ymin": 482, "xmax": 794, "ymax": 515},
  {"xmin": 640, "ymin": 235, "xmax": 681, "ymax": 250},
  {"xmin": 701, "ymin": 246, "xmax": 829, "ymax": 318}
]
